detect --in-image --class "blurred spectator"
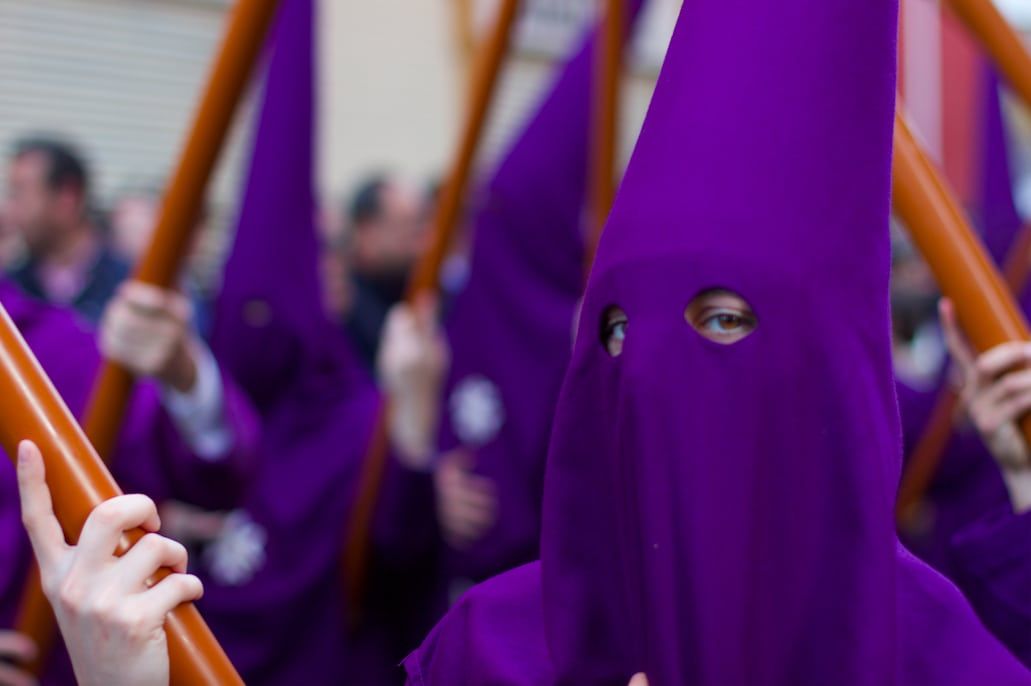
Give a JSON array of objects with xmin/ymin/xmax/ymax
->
[
  {"xmin": 430, "ymin": 178, "xmax": 473, "ymax": 303},
  {"xmin": 317, "ymin": 199, "xmax": 353, "ymax": 322},
  {"xmin": 320, "ymin": 231, "xmax": 354, "ymax": 324},
  {"xmin": 0, "ymin": 198, "xmax": 22, "ymax": 270},
  {"xmin": 5, "ymin": 136, "xmax": 129, "ymax": 323},
  {"xmin": 109, "ymin": 182, "xmax": 163, "ymax": 264},
  {"xmin": 108, "ymin": 184, "xmax": 216, "ymax": 339},
  {"xmin": 339, "ymin": 173, "xmax": 429, "ymax": 368},
  {"xmin": 890, "ymin": 222, "xmax": 945, "ymax": 388}
]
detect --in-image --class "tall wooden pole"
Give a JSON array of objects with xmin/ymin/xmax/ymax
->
[
  {"xmin": 83, "ymin": 0, "xmax": 282, "ymax": 459},
  {"xmin": 0, "ymin": 305, "xmax": 243, "ymax": 685},
  {"xmin": 342, "ymin": 0, "xmax": 522, "ymax": 614},
  {"xmin": 894, "ymin": 0, "xmax": 1031, "ymax": 522},
  {"xmin": 892, "ymin": 116, "xmax": 1031, "ymax": 513},
  {"xmin": 893, "ymin": 113, "xmax": 1030, "ymax": 371},
  {"xmin": 406, "ymin": 0, "xmax": 521, "ymax": 296},
  {"xmin": 896, "ymin": 222, "xmax": 1031, "ymax": 522},
  {"xmin": 585, "ymin": 0, "xmax": 626, "ymax": 275},
  {"xmin": 943, "ymin": 0, "xmax": 1031, "ymax": 110},
  {"xmin": 14, "ymin": 0, "xmax": 281, "ymax": 674}
]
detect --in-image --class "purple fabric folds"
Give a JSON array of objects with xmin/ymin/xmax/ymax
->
[
  {"xmin": 207, "ymin": 0, "xmax": 381, "ymax": 682},
  {"xmin": 0, "ymin": 278, "xmax": 259, "ymax": 684},
  {"xmin": 406, "ymin": 0, "xmax": 1031, "ymax": 683},
  {"xmin": 435, "ymin": 0, "xmax": 645, "ymax": 588},
  {"xmin": 542, "ymin": 0, "xmax": 900, "ymax": 680}
]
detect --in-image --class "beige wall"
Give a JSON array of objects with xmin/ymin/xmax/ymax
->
[
  {"xmin": 0, "ymin": 0, "xmax": 665, "ymax": 247},
  {"xmin": 318, "ymin": 0, "xmax": 464, "ymax": 205},
  {"xmin": 316, "ymin": 0, "xmax": 673, "ymax": 210}
]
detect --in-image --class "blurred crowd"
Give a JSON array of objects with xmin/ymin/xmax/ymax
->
[
  {"xmin": 0, "ymin": 135, "xmax": 440, "ymax": 365},
  {"xmin": 0, "ymin": 0, "xmax": 1029, "ymax": 680}
]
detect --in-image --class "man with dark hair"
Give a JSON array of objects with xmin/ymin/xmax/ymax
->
[
  {"xmin": 5, "ymin": 135, "xmax": 129, "ymax": 323},
  {"xmin": 340, "ymin": 173, "xmax": 429, "ymax": 368}
]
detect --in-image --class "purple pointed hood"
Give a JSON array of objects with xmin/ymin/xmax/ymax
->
[
  {"xmin": 438, "ymin": 1, "xmax": 644, "ymax": 580},
  {"xmin": 203, "ymin": 2, "xmax": 379, "ymax": 682},
  {"xmin": 541, "ymin": 0, "xmax": 903, "ymax": 682},
  {"xmin": 211, "ymin": 0, "xmax": 347, "ymax": 412}
]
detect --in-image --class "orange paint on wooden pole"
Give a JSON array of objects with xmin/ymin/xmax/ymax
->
[
  {"xmin": 14, "ymin": 0, "xmax": 280, "ymax": 675},
  {"xmin": 0, "ymin": 304, "xmax": 243, "ymax": 685},
  {"xmin": 894, "ymin": 113, "xmax": 1030, "ymax": 380},
  {"xmin": 84, "ymin": 0, "xmax": 282, "ymax": 460},
  {"xmin": 585, "ymin": 0, "xmax": 626, "ymax": 275},
  {"xmin": 342, "ymin": 0, "xmax": 522, "ymax": 615},
  {"xmin": 895, "ymin": 0, "xmax": 1031, "ymax": 523},
  {"xmin": 896, "ymin": 221, "xmax": 1031, "ymax": 522},
  {"xmin": 943, "ymin": 0, "xmax": 1031, "ymax": 111},
  {"xmin": 893, "ymin": 113, "xmax": 1031, "ymax": 519},
  {"xmin": 406, "ymin": 0, "xmax": 521, "ymax": 298},
  {"xmin": 890, "ymin": 0, "xmax": 1031, "ymax": 524}
]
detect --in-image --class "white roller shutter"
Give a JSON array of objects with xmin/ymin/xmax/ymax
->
[{"xmin": 0, "ymin": 0, "xmax": 254, "ymax": 211}]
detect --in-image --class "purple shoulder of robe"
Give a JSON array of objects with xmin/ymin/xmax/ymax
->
[
  {"xmin": 403, "ymin": 562, "xmax": 552, "ymax": 686},
  {"xmin": 0, "ymin": 279, "xmax": 260, "ymax": 684},
  {"xmin": 895, "ymin": 379, "xmax": 1012, "ymax": 569},
  {"xmin": 405, "ymin": 551, "xmax": 1031, "ymax": 685},
  {"xmin": 897, "ymin": 543, "xmax": 1030, "ymax": 684},
  {"xmin": 947, "ymin": 507, "xmax": 1031, "ymax": 666}
]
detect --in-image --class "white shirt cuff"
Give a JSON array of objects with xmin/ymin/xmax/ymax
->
[{"xmin": 161, "ymin": 341, "xmax": 234, "ymax": 461}]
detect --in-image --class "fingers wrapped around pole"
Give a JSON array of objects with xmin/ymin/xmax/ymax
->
[{"xmin": 892, "ymin": 113, "xmax": 1031, "ymax": 520}]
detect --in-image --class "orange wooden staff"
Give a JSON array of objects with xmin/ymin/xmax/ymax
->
[
  {"xmin": 895, "ymin": 0, "xmax": 1031, "ymax": 522},
  {"xmin": 0, "ymin": 304, "xmax": 243, "ymax": 685},
  {"xmin": 892, "ymin": 115, "xmax": 1031, "ymax": 506},
  {"xmin": 585, "ymin": 0, "xmax": 627, "ymax": 274},
  {"xmin": 84, "ymin": 0, "xmax": 281, "ymax": 459},
  {"xmin": 342, "ymin": 0, "xmax": 522, "ymax": 613},
  {"xmin": 943, "ymin": 0, "xmax": 1031, "ymax": 111},
  {"xmin": 896, "ymin": 222, "xmax": 1031, "ymax": 523},
  {"xmin": 13, "ymin": 0, "xmax": 280, "ymax": 674}
]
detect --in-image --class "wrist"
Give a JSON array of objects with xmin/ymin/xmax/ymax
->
[
  {"xmin": 162, "ymin": 338, "xmax": 199, "ymax": 393},
  {"xmin": 388, "ymin": 401, "xmax": 439, "ymax": 470}
]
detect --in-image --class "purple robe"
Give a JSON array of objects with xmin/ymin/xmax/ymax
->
[
  {"xmin": 405, "ymin": 0, "xmax": 1030, "ymax": 683},
  {"xmin": 0, "ymin": 278, "xmax": 259, "ymax": 684},
  {"xmin": 371, "ymin": 4, "xmax": 651, "ymax": 661},
  {"xmin": 949, "ymin": 506, "xmax": 1031, "ymax": 663},
  {"xmin": 430, "ymin": 0, "xmax": 645, "ymax": 592},
  {"xmin": 205, "ymin": 0, "xmax": 386, "ymax": 682},
  {"xmin": 896, "ymin": 65, "xmax": 1030, "ymax": 664}
]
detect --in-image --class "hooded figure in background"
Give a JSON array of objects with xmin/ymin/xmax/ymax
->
[
  {"xmin": 204, "ymin": 0, "xmax": 383, "ymax": 681},
  {"xmin": 428, "ymin": 0, "xmax": 645, "ymax": 599},
  {"xmin": 368, "ymin": 5, "xmax": 650, "ymax": 667},
  {"xmin": 404, "ymin": 0, "xmax": 1031, "ymax": 683}
]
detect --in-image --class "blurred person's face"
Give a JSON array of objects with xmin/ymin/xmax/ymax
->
[
  {"xmin": 320, "ymin": 246, "xmax": 353, "ymax": 320},
  {"xmin": 111, "ymin": 194, "xmax": 160, "ymax": 262},
  {"xmin": 890, "ymin": 252, "xmax": 939, "ymax": 343},
  {"xmin": 318, "ymin": 202, "xmax": 346, "ymax": 247},
  {"xmin": 6, "ymin": 152, "xmax": 82, "ymax": 252},
  {"xmin": 353, "ymin": 181, "xmax": 429, "ymax": 278},
  {"xmin": 0, "ymin": 199, "xmax": 19, "ymax": 268}
]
